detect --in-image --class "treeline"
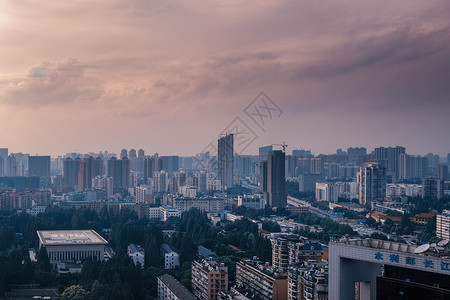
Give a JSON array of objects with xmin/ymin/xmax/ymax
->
[
  {"xmin": 294, "ymin": 212, "xmax": 356, "ymax": 240},
  {"xmin": 0, "ymin": 206, "xmax": 274, "ymax": 299}
]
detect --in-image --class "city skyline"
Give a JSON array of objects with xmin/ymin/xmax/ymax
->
[{"xmin": 1, "ymin": 1, "xmax": 450, "ymax": 157}]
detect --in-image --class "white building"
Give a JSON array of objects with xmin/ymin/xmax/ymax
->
[
  {"xmin": 136, "ymin": 185, "xmax": 154, "ymax": 203},
  {"xmin": 92, "ymin": 175, "xmax": 113, "ymax": 198},
  {"xmin": 315, "ymin": 182, "xmax": 339, "ymax": 203},
  {"xmin": 148, "ymin": 205, "xmax": 182, "ymax": 221},
  {"xmin": 128, "ymin": 243, "xmax": 145, "ymax": 269},
  {"xmin": 180, "ymin": 185, "xmax": 198, "ymax": 198},
  {"xmin": 27, "ymin": 205, "xmax": 47, "ymax": 216},
  {"xmin": 170, "ymin": 197, "xmax": 225, "ymax": 213},
  {"xmin": 437, "ymin": 210, "xmax": 450, "ymax": 240},
  {"xmin": 238, "ymin": 194, "xmax": 264, "ymax": 210},
  {"xmin": 160, "ymin": 243, "xmax": 180, "ymax": 269},
  {"xmin": 37, "ymin": 230, "xmax": 108, "ymax": 269}
]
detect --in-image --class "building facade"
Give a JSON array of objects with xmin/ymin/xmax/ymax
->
[
  {"xmin": 157, "ymin": 274, "xmax": 197, "ymax": 300},
  {"xmin": 37, "ymin": 230, "xmax": 108, "ymax": 269},
  {"xmin": 218, "ymin": 134, "xmax": 234, "ymax": 191},
  {"xmin": 192, "ymin": 259, "xmax": 228, "ymax": 300}
]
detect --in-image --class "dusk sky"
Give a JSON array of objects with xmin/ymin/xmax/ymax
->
[{"xmin": 1, "ymin": 0, "xmax": 449, "ymax": 157}]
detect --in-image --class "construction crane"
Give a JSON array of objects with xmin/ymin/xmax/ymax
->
[{"xmin": 271, "ymin": 142, "xmax": 288, "ymax": 152}]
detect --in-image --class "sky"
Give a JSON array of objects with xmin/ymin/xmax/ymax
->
[{"xmin": 1, "ymin": 0, "xmax": 450, "ymax": 157}]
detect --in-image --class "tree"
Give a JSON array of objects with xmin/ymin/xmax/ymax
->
[
  {"xmin": 61, "ymin": 285, "xmax": 89, "ymax": 300},
  {"xmin": 36, "ymin": 247, "xmax": 51, "ymax": 273}
]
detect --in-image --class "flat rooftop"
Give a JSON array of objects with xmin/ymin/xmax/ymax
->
[{"xmin": 37, "ymin": 230, "xmax": 108, "ymax": 246}]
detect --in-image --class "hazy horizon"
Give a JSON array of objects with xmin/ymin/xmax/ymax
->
[{"xmin": 1, "ymin": 1, "xmax": 450, "ymax": 157}]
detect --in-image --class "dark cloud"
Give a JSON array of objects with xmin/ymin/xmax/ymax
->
[{"xmin": 2, "ymin": 59, "xmax": 104, "ymax": 108}]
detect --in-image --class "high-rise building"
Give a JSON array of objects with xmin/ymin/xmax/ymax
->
[
  {"xmin": 437, "ymin": 164, "xmax": 449, "ymax": 181},
  {"xmin": 6, "ymin": 155, "xmax": 17, "ymax": 176},
  {"xmin": 143, "ymin": 157, "xmax": 156, "ymax": 184},
  {"xmin": 107, "ymin": 157, "xmax": 130, "ymax": 188},
  {"xmin": 154, "ymin": 171, "xmax": 168, "ymax": 193},
  {"xmin": 161, "ymin": 156, "xmax": 179, "ymax": 175},
  {"xmin": 63, "ymin": 157, "xmax": 81, "ymax": 189},
  {"xmin": 296, "ymin": 157, "xmax": 324, "ymax": 175},
  {"xmin": 28, "ymin": 156, "xmax": 51, "ymax": 187},
  {"xmin": 78, "ymin": 157, "xmax": 103, "ymax": 192},
  {"xmin": 196, "ymin": 171, "xmax": 207, "ymax": 194},
  {"xmin": 292, "ymin": 149, "xmax": 313, "ymax": 158},
  {"xmin": 120, "ymin": 149, "xmax": 128, "ymax": 159},
  {"xmin": 0, "ymin": 148, "xmax": 8, "ymax": 176},
  {"xmin": 259, "ymin": 145, "xmax": 273, "ymax": 161},
  {"xmin": 92, "ymin": 175, "xmax": 113, "ymax": 198},
  {"xmin": 447, "ymin": 153, "xmax": 450, "ymax": 166},
  {"xmin": 261, "ymin": 150, "xmax": 286, "ymax": 208},
  {"xmin": 357, "ymin": 162, "xmax": 386, "ymax": 206},
  {"xmin": 398, "ymin": 154, "xmax": 429, "ymax": 180},
  {"xmin": 422, "ymin": 177, "xmax": 443, "ymax": 200},
  {"xmin": 347, "ymin": 147, "xmax": 367, "ymax": 165},
  {"xmin": 298, "ymin": 174, "xmax": 326, "ymax": 193},
  {"xmin": 316, "ymin": 182, "xmax": 340, "ymax": 203},
  {"xmin": 218, "ymin": 134, "xmax": 234, "ymax": 190},
  {"xmin": 129, "ymin": 149, "xmax": 137, "ymax": 159},
  {"xmin": 374, "ymin": 146, "xmax": 405, "ymax": 179},
  {"xmin": 192, "ymin": 259, "xmax": 228, "ymax": 300}
]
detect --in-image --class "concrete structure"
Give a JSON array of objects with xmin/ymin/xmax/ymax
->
[
  {"xmin": 374, "ymin": 146, "xmax": 406, "ymax": 180},
  {"xmin": 437, "ymin": 210, "xmax": 450, "ymax": 240},
  {"xmin": 180, "ymin": 185, "xmax": 198, "ymax": 198},
  {"xmin": 261, "ymin": 150, "xmax": 287, "ymax": 208},
  {"xmin": 92, "ymin": 175, "xmax": 113, "ymax": 198},
  {"xmin": 422, "ymin": 177, "xmax": 443, "ymax": 200},
  {"xmin": 218, "ymin": 134, "xmax": 234, "ymax": 190},
  {"xmin": 37, "ymin": 230, "xmax": 108, "ymax": 269},
  {"xmin": 315, "ymin": 183, "xmax": 339, "ymax": 203},
  {"xmin": 107, "ymin": 157, "xmax": 130, "ymax": 188},
  {"xmin": 136, "ymin": 185, "xmax": 154, "ymax": 203},
  {"xmin": 271, "ymin": 235, "xmax": 323, "ymax": 273},
  {"xmin": 28, "ymin": 156, "xmax": 51, "ymax": 187},
  {"xmin": 160, "ymin": 243, "xmax": 180, "ymax": 269},
  {"xmin": 192, "ymin": 258, "xmax": 228, "ymax": 300},
  {"xmin": 236, "ymin": 260, "xmax": 288, "ymax": 300},
  {"xmin": 149, "ymin": 205, "xmax": 182, "ymax": 221},
  {"xmin": 168, "ymin": 196, "xmax": 225, "ymax": 213},
  {"xmin": 298, "ymin": 174, "xmax": 326, "ymax": 193},
  {"xmin": 157, "ymin": 273, "xmax": 197, "ymax": 300},
  {"xmin": 357, "ymin": 162, "xmax": 386, "ymax": 206},
  {"xmin": 0, "ymin": 148, "xmax": 8, "ymax": 176},
  {"xmin": 128, "ymin": 243, "xmax": 145, "ymax": 269},
  {"xmin": 238, "ymin": 194, "xmax": 264, "ymax": 210},
  {"xmin": 329, "ymin": 238, "xmax": 450, "ymax": 299}
]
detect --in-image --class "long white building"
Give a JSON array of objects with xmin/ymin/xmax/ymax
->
[{"xmin": 37, "ymin": 230, "xmax": 108, "ymax": 269}]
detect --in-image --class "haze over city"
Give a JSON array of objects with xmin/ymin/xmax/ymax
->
[{"xmin": 1, "ymin": 0, "xmax": 450, "ymax": 156}]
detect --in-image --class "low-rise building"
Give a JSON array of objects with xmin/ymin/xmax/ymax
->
[
  {"xmin": 238, "ymin": 194, "xmax": 264, "ymax": 210},
  {"xmin": 128, "ymin": 243, "xmax": 145, "ymax": 269},
  {"xmin": 37, "ymin": 230, "xmax": 108, "ymax": 269},
  {"xmin": 148, "ymin": 205, "xmax": 182, "ymax": 221},
  {"xmin": 160, "ymin": 243, "xmax": 180, "ymax": 269},
  {"xmin": 157, "ymin": 273, "xmax": 197, "ymax": 300}
]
